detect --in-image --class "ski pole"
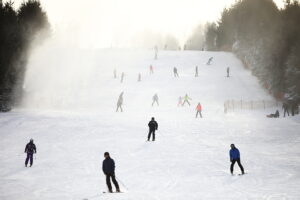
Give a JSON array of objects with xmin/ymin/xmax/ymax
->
[{"xmin": 115, "ymin": 176, "xmax": 129, "ymax": 191}]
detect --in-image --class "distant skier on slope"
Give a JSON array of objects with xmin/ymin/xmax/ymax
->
[
  {"xmin": 195, "ymin": 103, "xmax": 202, "ymax": 118},
  {"xmin": 120, "ymin": 72, "xmax": 125, "ymax": 83},
  {"xmin": 116, "ymin": 92, "xmax": 124, "ymax": 112},
  {"xmin": 138, "ymin": 73, "xmax": 141, "ymax": 82},
  {"xmin": 282, "ymin": 102, "xmax": 289, "ymax": 117},
  {"xmin": 229, "ymin": 144, "xmax": 245, "ymax": 175},
  {"xmin": 152, "ymin": 93, "xmax": 159, "ymax": 106},
  {"xmin": 206, "ymin": 57, "xmax": 213, "ymax": 65},
  {"xmin": 150, "ymin": 65, "xmax": 154, "ymax": 74},
  {"xmin": 195, "ymin": 66, "xmax": 198, "ymax": 77},
  {"xmin": 173, "ymin": 67, "xmax": 179, "ymax": 77},
  {"xmin": 226, "ymin": 67, "xmax": 230, "ymax": 77},
  {"xmin": 178, "ymin": 96, "xmax": 183, "ymax": 106},
  {"xmin": 24, "ymin": 139, "xmax": 36, "ymax": 167},
  {"xmin": 102, "ymin": 152, "xmax": 120, "ymax": 193},
  {"xmin": 113, "ymin": 69, "xmax": 117, "ymax": 79},
  {"xmin": 154, "ymin": 45, "xmax": 158, "ymax": 60},
  {"xmin": 148, "ymin": 117, "xmax": 158, "ymax": 141},
  {"xmin": 182, "ymin": 94, "xmax": 192, "ymax": 106}
]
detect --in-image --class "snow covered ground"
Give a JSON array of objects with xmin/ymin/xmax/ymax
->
[{"xmin": 1, "ymin": 50, "xmax": 300, "ymax": 200}]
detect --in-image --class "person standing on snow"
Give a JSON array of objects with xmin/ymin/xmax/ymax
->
[
  {"xmin": 152, "ymin": 93, "xmax": 159, "ymax": 106},
  {"xmin": 154, "ymin": 45, "xmax": 158, "ymax": 60},
  {"xmin": 120, "ymin": 72, "xmax": 125, "ymax": 83},
  {"xmin": 195, "ymin": 66, "xmax": 198, "ymax": 77},
  {"xmin": 178, "ymin": 96, "xmax": 183, "ymax": 106},
  {"xmin": 226, "ymin": 67, "xmax": 230, "ymax": 77},
  {"xmin": 102, "ymin": 152, "xmax": 120, "ymax": 193},
  {"xmin": 150, "ymin": 65, "xmax": 154, "ymax": 74},
  {"xmin": 113, "ymin": 69, "xmax": 117, "ymax": 79},
  {"xmin": 182, "ymin": 94, "xmax": 192, "ymax": 106},
  {"xmin": 173, "ymin": 67, "xmax": 179, "ymax": 77},
  {"xmin": 148, "ymin": 117, "xmax": 158, "ymax": 141},
  {"xmin": 138, "ymin": 73, "xmax": 141, "ymax": 82},
  {"xmin": 195, "ymin": 103, "xmax": 202, "ymax": 118},
  {"xmin": 116, "ymin": 92, "xmax": 124, "ymax": 112},
  {"xmin": 229, "ymin": 144, "xmax": 245, "ymax": 175},
  {"xmin": 282, "ymin": 102, "xmax": 289, "ymax": 117},
  {"xmin": 24, "ymin": 139, "xmax": 36, "ymax": 167}
]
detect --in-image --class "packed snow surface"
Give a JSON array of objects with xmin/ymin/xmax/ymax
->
[{"xmin": 1, "ymin": 50, "xmax": 300, "ymax": 200}]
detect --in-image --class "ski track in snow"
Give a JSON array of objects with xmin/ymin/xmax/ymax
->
[{"xmin": 0, "ymin": 50, "xmax": 300, "ymax": 200}]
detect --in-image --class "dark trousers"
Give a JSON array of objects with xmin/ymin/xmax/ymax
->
[
  {"xmin": 148, "ymin": 129, "xmax": 156, "ymax": 141},
  {"xmin": 196, "ymin": 111, "xmax": 202, "ymax": 118},
  {"xmin": 106, "ymin": 173, "xmax": 119, "ymax": 191},
  {"xmin": 183, "ymin": 100, "xmax": 190, "ymax": 106},
  {"xmin": 284, "ymin": 109, "xmax": 289, "ymax": 117},
  {"xmin": 25, "ymin": 153, "xmax": 33, "ymax": 166},
  {"xmin": 230, "ymin": 159, "xmax": 244, "ymax": 174}
]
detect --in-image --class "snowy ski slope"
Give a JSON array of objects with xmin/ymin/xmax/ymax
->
[{"xmin": 0, "ymin": 50, "xmax": 300, "ymax": 200}]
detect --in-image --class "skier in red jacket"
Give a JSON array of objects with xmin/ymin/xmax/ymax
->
[{"xmin": 196, "ymin": 103, "xmax": 202, "ymax": 118}]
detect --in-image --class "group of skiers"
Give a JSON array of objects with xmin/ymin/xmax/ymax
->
[
  {"xmin": 24, "ymin": 134, "xmax": 245, "ymax": 193},
  {"xmin": 116, "ymin": 92, "xmax": 203, "ymax": 118},
  {"xmin": 113, "ymin": 56, "xmax": 231, "ymax": 85}
]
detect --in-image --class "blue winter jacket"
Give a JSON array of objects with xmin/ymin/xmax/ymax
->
[
  {"xmin": 102, "ymin": 157, "xmax": 115, "ymax": 174},
  {"xmin": 229, "ymin": 148, "xmax": 240, "ymax": 160}
]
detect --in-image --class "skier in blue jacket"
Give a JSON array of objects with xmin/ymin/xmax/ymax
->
[
  {"xmin": 229, "ymin": 144, "xmax": 245, "ymax": 175},
  {"xmin": 102, "ymin": 152, "xmax": 120, "ymax": 193}
]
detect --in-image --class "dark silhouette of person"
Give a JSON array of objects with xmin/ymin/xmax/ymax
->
[
  {"xmin": 227, "ymin": 67, "xmax": 230, "ymax": 77},
  {"xmin": 229, "ymin": 144, "xmax": 245, "ymax": 175},
  {"xmin": 173, "ymin": 67, "xmax": 179, "ymax": 77},
  {"xmin": 24, "ymin": 139, "xmax": 36, "ymax": 167},
  {"xmin": 102, "ymin": 152, "xmax": 120, "ymax": 193},
  {"xmin": 282, "ymin": 102, "xmax": 289, "ymax": 117},
  {"xmin": 148, "ymin": 117, "xmax": 158, "ymax": 141}
]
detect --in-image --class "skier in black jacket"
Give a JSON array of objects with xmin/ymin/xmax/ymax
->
[
  {"xmin": 102, "ymin": 152, "xmax": 120, "ymax": 193},
  {"xmin": 24, "ymin": 139, "xmax": 36, "ymax": 167},
  {"xmin": 148, "ymin": 117, "xmax": 158, "ymax": 141}
]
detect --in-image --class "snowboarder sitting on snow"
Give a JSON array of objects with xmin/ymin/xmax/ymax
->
[
  {"xmin": 229, "ymin": 144, "xmax": 245, "ymax": 175},
  {"xmin": 24, "ymin": 139, "xmax": 36, "ymax": 167},
  {"xmin": 102, "ymin": 152, "xmax": 120, "ymax": 193},
  {"xmin": 267, "ymin": 110, "xmax": 279, "ymax": 118},
  {"xmin": 148, "ymin": 117, "xmax": 158, "ymax": 141}
]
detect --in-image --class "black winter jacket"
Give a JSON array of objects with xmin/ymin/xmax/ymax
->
[{"xmin": 102, "ymin": 157, "xmax": 115, "ymax": 174}]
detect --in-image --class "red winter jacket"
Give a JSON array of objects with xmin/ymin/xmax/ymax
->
[{"xmin": 196, "ymin": 104, "xmax": 202, "ymax": 111}]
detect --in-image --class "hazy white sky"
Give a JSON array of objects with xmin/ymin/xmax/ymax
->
[{"xmin": 12, "ymin": 0, "xmax": 284, "ymax": 48}]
